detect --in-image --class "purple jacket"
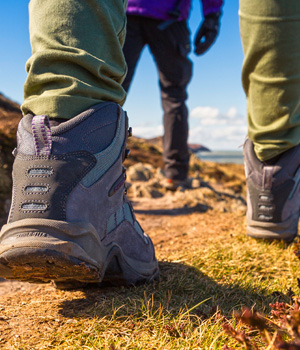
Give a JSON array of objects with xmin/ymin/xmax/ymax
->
[{"xmin": 126, "ymin": 0, "xmax": 223, "ymax": 21}]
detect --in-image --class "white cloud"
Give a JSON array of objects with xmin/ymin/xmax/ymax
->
[
  {"xmin": 131, "ymin": 123, "xmax": 163, "ymax": 139},
  {"xmin": 211, "ymin": 126, "xmax": 247, "ymax": 141},
  {"xmin": 189, "ymin": 106, "xmax": 247, "ymax": 150},
  {"xmin": 200, "ymin": 117, "xmax": 227, "ymax": 126},
  {"xmin": 130, "ymin": 106, "xmax": 247, "ymax": 150},
  {"xmin": 190, "ymin": 106, "xmax": 219, "ymax": 119},
  {"xmin": 226, "ymin": 106, "xmax": 238, "ymax": 118}
]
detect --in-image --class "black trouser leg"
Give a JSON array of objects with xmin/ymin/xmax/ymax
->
[
  {"xmin": 161, "ymin": 88, "xmax": 190, "ymax": 180},
  {"xmin": 122, "ymin": 16, "xmax": 146, "ymax": 93},
  {"xmin": 123, "ymin": 17, "xmax": 192, "ymax": 180},
  {"xmin": 147, "ymin": 20, "xmax": 192, "ymax": 180}
]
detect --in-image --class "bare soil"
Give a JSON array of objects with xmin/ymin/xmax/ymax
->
[{"xmin": 0, "ymin": 209, "xmax": 245, "ymax": 348}]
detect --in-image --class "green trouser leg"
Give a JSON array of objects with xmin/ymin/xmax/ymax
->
[
  {"xmin": 22, "ymin": 0, "xmax": 128, "ymax": 119},
  {"xmin": 239, "ymin": 1, "xmax": 300, "ymax": 161}
]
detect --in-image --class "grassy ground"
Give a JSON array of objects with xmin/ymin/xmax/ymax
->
[
  {"xmin": 0, "ymin": 211, "xmax": 299, "ymax": 349},
  {"xmin": 0, "ymin": 105, "xmax": 298, "ymax": 349}
]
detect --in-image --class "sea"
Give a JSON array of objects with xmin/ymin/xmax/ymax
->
[{"xmin": 196, "ymin": 150, "xmax": 244, "ymax": 164}]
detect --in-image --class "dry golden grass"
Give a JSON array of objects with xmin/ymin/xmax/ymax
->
[{"xmin": 0, "ymin": 210, "xmax": 299, "ymax": 349}]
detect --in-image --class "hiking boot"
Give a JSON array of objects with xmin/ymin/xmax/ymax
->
[
  {"xmin": 162, "ymin": 177, "xmax": 192, "ymax": 191},
  {"xmin": 0, "ymin": 103, "xmax": 159, "ymax": 286},
  {"xmin": 244, "ymin": 138, "xmax": 300, "ymax": 242}
]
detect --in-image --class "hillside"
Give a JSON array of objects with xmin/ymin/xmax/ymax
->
[
  {"xmin": 0, "ymin": 94, "xmax": 22, "ymax": 220},
  {"xmin": 145, "ymin": 136, "xmax": 210, "ymax": 153}
]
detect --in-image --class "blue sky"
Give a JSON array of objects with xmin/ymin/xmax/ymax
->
[{"xmin": 0, "ymin": 1, "xmax": 246, "ymax": 150}]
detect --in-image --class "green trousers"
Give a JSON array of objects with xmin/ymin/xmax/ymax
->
[
  {"xmin": 23, "ymin": 1, "xmax": 300, "ymax": 161},
  {"xmin": 240, "ymin": 0, "xmax": 300, "ymax": 161},
  {"xmin": 22, "ymin": 0, "xmax": 127, "ymax": 120}
]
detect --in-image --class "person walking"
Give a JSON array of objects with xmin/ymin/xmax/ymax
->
[{"xmin": 123, "ymin": 0, "xmax": 223, "ymax": 190}]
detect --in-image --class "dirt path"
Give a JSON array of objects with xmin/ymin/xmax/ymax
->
[
  {"xmin": 0, "ymin": 197, "xmax": 245, "ymax": 297},
  {"xmin": 0, "ymin": 208, "xmax": 245, "ymax": 347}
]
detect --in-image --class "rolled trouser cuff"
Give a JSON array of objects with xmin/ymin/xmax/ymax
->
[{"xmin": 22, "ymin": 0, "xmax": 127, "ymax": 119}]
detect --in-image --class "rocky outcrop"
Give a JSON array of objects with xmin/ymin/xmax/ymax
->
[
  {"xmin": 0, "ymin": 94, "xmax": 22, "ymax": 220},
  {"xmin": 144, "ymin": 136, "xmax": 210, "ymax": 153},
  {"xmin": 125, "ymin": 160, "xmax": 246, "ymax": 215},
  {"xmin": 188, "ymin": 143, "xmax": 210, "ymax": 153}
]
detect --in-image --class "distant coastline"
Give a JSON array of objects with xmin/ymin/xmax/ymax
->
[
  {"xmin": 188, "ymin": 143, "xmax": 210, "ymax": 153},
  {"xmin": 197, "ymin": 150, "xmax": 244, "ymax": 164}
]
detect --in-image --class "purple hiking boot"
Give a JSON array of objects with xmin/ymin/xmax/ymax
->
[
  {"xmin": 0, "ymin": 103, "xmax": 159, "ymax": 286},
  {"xmin": 244, "ymin": 138, "xmax": 300, "ymax": 242}
]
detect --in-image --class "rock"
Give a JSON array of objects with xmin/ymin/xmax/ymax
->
[
  {"xmin": 126, "ymin": 163, "xmax": 155, "ymax": 182},
  {"xmin": 129, "ymin": 183, "xmax": 164, "ymax": 199}
]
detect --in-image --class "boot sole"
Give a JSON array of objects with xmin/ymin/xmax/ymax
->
[
  {"xmin": 246, "ymin": 213, "xmax": 298, "ymax": 242},
  {"xmin": 0, "ymin": 219, "xmax": 159, "ymax": 287}
]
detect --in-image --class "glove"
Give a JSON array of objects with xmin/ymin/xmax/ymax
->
[{"xmin": 194, "ymin": 12, "xmax": 221, "ymax": 56}]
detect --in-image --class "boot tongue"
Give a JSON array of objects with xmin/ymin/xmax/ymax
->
[{"xmin": 32, "ymin": 115, "xmax": 52, "ymax": 155}]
